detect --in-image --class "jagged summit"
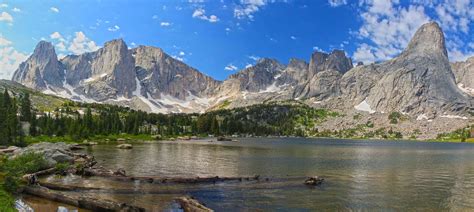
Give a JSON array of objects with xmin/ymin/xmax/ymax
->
[{"xmin": 12, "ymin": 40, "xmax": 63, "ymax": 89}]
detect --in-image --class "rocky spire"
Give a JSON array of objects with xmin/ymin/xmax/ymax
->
[
  {"xmin": 308, "ymin": 50, "xmax": 353, "ymax": 78},
  {"xmin": 12, "ymin": 41, "xmax": 63, "ymax": 89},
  {"xmin": 402, "ymin": 21, "xmax": 448, "ymax": 58}
]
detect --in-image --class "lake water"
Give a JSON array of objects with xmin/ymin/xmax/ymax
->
[{"xmin": 26, "ymin": 138, "xmax": 474, "ymax": 211}]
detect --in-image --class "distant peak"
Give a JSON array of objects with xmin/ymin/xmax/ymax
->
[
  {"xmin": 404, "ymin": 21, "xmax": 447, "ymax": 58},
  {"xmin": 104, "ymin": 38, "xmax": 127, "ymax": 48},
  {"xmin": 34, "ymin": 41, "xmax": 54, "ymax": 52},
  {"xmin": 255, "ymin": 58, "xmax": 280, "ymax": 65},
  {"xmin": 32, "ymin": 40, "xmax": 57, "ymax": 59}
]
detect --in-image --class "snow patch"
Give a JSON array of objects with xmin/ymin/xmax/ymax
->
[
  {"xmin": 416, "ymin": 114, "xmax": 429, "ymax": 121},
  {"xmin": 84, "ymin": 73, "xmax": 107, "ymax": 83},
  {"xmin": 259, "ymin": 82, "xmax": 281, "ymax": 93},
  {"xmin": 457, "ymin": 83, "xmax": 474, "ymax": 96},
  {"xmin": 440, "ymin": 115, "xmax": 468, "ymax": 120},
  {"xmin": 354, "ymin": 98, "xmax": 375, "ymax": 114}
]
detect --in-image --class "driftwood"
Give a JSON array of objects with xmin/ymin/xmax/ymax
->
[
  {"xmin": 83, "ymin": 167, "xmax": 263, "ymax": 184},
  {"xmin": 23, "ymin": 185, "xmax": 145, "ymax": 212},
  {"xmin": 175, "ymin": 196, "xmax": 213, "ymax": 212}
]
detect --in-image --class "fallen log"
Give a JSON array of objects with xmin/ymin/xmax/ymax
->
[
  {"xmin": 23, "ymin": 185, "xmax": 145, "ymax": 212},
  {"xmin": 84, "ymin": 167, "xmax": 263, "ymax": 184},
  {"xmin": 175, "ymin": 196, "xmax": 213, "ymax": 212},
  {"xmin": 39, "ymin": 182, "xmax": 103, "ymax": 191}
]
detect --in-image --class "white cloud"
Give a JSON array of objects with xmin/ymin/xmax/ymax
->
[
  {"xmin": 50, "ymin": 7, "xmax": 59, "ymax": 13},
  {"xmin": 0, "ymin": 34, "xmax": 28, "ymax": 79},
  {"xmin": 0, "ymin": 4, "xmax": 7, "ymax": 8},
  {"xmin": 68, "ymin": 31, "xmax": 99, "ymax": 55},
  {"xmin": 12, "ymin": 7, "xmax": 20, "ymax": 12},
  {"xmin": 192, "ymin": 8, "xmax": 219, "ymax": 23},
  {"xmin": 208, "ymin": 15, "xmax": 219, "ymax": 22},
  {"xmin": 313, "ymin": 46, "xmax": 325, "ymax": 52},
  {"xmin": 0, "ymin": 12, "xmax": 13, "ymax": 22},
  {"xmin": 353, "ymin": 43, "xmax": 377, "ymax": 64},
  {"xmin": 50, "ymin": 32, "xmax": 63, "ymax": 40},
  {"xmin": 328, "ymin": 0, "xmax": 347, "ymax": 7},
  {"xmin": 55, "ymin": 42, "xmax": 66, "ymax": 51},
  {"xmin": 179, "ymin": 51, "xmax": 185, "ymax": 56},
  {"xmin": 248, "ymin": 55, "xmax": 260, "ymax": 61},
  {"xmin": 0, "ymin": 35, "xmax": 12, "ymax": 46},
  {"xmin": 234, "ymin": 0, "xmax": 267, "ymax": 20},
  {"xmin": 224, "ymin": 64, "xmax": 238, "ymax": 71},
  {"xmin": 290, "ymin": 35, "xmax": 297, "ymax": 40},
  {"xmin": 434, "ymin": 0, "xmax": 473, "ymax": 34},
  {"xmin": 160, "ymin": 22, "xmax": 171, "ymax": 26},
  {"xmin": 172, "ymin": 55, "xmax": 184, "ymax": 61},
  {"xmin": 353, "ymin": 1, "xmax": 430, "ymax": 63},
  {"xmin": 107, "ymin": 25, "xmax": 120, "ymax": 32},
  {"xmin": 449, "ymin": 48, "xmax": 474, "ymax": 62},
  {"xmin": 245, "ymin": 64, "xmax": 253, "ymax": 68},
  {"xmin": 353, "ymin": 0, "xmax": 474, "ymax": 63}
]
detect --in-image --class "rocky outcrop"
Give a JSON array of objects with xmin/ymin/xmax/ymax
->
[
  {"xmin": 12, "ymin": 41, "xmax": 64, "ymax": 90},
  {"xmin": 132, "ymin": 45, "xmax": 220, "ymax": 100},
  {"xmin": 296, "ymin": 50, "xmax": 353, "ymax": 99},
  {"xmin": 13, "ymin": 142, "xmax": 75, "ymax": 167},
  {"xmin": 362, "ymin": 22, "xmax": 472, "ymax": 115},
  {"xmin": 226, "ymin": 58, "xmax": 285, "ymax": 92},
  {"xmin": 451, "ymin": 56, "xmax": 474, "ymax": 96}
]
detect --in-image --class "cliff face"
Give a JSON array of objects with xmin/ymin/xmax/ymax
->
[
  {"xmin": 451, "ymin": 56, "xmax": 474, "ymax": 96},
  {"xmin": 12, "ymin": 41, "xmax": 64, "ymax": 90}
]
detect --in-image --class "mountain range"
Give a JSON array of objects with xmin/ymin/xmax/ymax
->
[{"xmin": 10, "ymin": 22, "xmax": 473, "ymax": 120}]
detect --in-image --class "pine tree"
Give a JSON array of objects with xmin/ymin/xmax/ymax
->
[
  {"xmin": 30, "ymin": 114, "xmax": 37, "ymax": 136},
  {"xmin": 20, "ymin": 93, "xmax": 32, "ymax": 122}
]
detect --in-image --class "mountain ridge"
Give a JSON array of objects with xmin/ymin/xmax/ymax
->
[{"xmin": 10, "ymin": 21, "xmax": 473, "ymax": 118}]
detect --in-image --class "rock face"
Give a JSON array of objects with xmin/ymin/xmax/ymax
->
[
  {"xmin": 451, "ymin": 57, "xmax": 474, "ymax": 96},
  {"xmin": 11, "ymin": 21, "xmax": 473, "ymax": 117},
  {"xmin": 13, "ymin": 39, "xmax": 220, "ymax": 113},
  {"xmin": 295, "ymin": 50, "xmax": 353, "ymax": 99},
  {"xmin": 359, "ymin": 22, "xmax": 472, "ymax": 115},
  {"xmin": 12, "ymin": 41, "xmax": 64, "ymax": 90}
]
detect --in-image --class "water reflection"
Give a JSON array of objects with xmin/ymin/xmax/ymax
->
[{"xmin": 25, "ymin": 138, "xmax": 474, "ymax": 210}]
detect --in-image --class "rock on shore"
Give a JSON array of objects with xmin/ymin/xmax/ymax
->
[{"xmin": 13, "ymin": 142, "xmax": 76, "ymax": 167}]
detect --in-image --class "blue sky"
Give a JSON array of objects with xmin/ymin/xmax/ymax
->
[{"xmin": 0, "ymin": 0, "xmax": 473, "ymax": 80}]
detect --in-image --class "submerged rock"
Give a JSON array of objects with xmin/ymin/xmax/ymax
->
[
  {"xmin": 217, "ymin": 137, "xmax": 232, "ymax": 141},
  {"xmin": 116, "ymin": 144, "xmax": 133, "ymax": 149},
  {"xmin": 304, "ymin": 176, "xmax": 324, "ymax": 186}
]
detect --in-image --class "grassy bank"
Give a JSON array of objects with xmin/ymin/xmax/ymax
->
[{"xmin": 0, "ymin": 153, "xmax": 48, "ymax": 211}]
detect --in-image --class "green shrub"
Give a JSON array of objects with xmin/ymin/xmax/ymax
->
[
  {"xmin": 388, "ymin": 112, "xmax": 402, "ymax": 124},
  {"xmin": 0, "ymin": 153, "xmax": 48, "ymax": 193},
  {"xmin": 0, "ymin": 188, "xmax": 15, "ymax": 212},
  {"xmin": 55, "ymin": 162, "xmax": 70, "ymax": 175}
]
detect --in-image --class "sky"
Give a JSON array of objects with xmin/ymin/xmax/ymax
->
[{"xmin": 0, "ymin": 0, "xmax": 473, "ymax": 80}]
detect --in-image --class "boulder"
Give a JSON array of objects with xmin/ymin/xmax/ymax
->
[
  {"xmin": 13, "ymin": 142, "xmax": 75, "ymax": 167},
  {"xmin": 116, "ymin": 144, "xmax": 132, "ymax": 149}
]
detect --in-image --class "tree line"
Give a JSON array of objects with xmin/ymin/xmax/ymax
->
[{"xmin": 0, "ymin": 90, "xmax": 333, "ymax": 145}]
